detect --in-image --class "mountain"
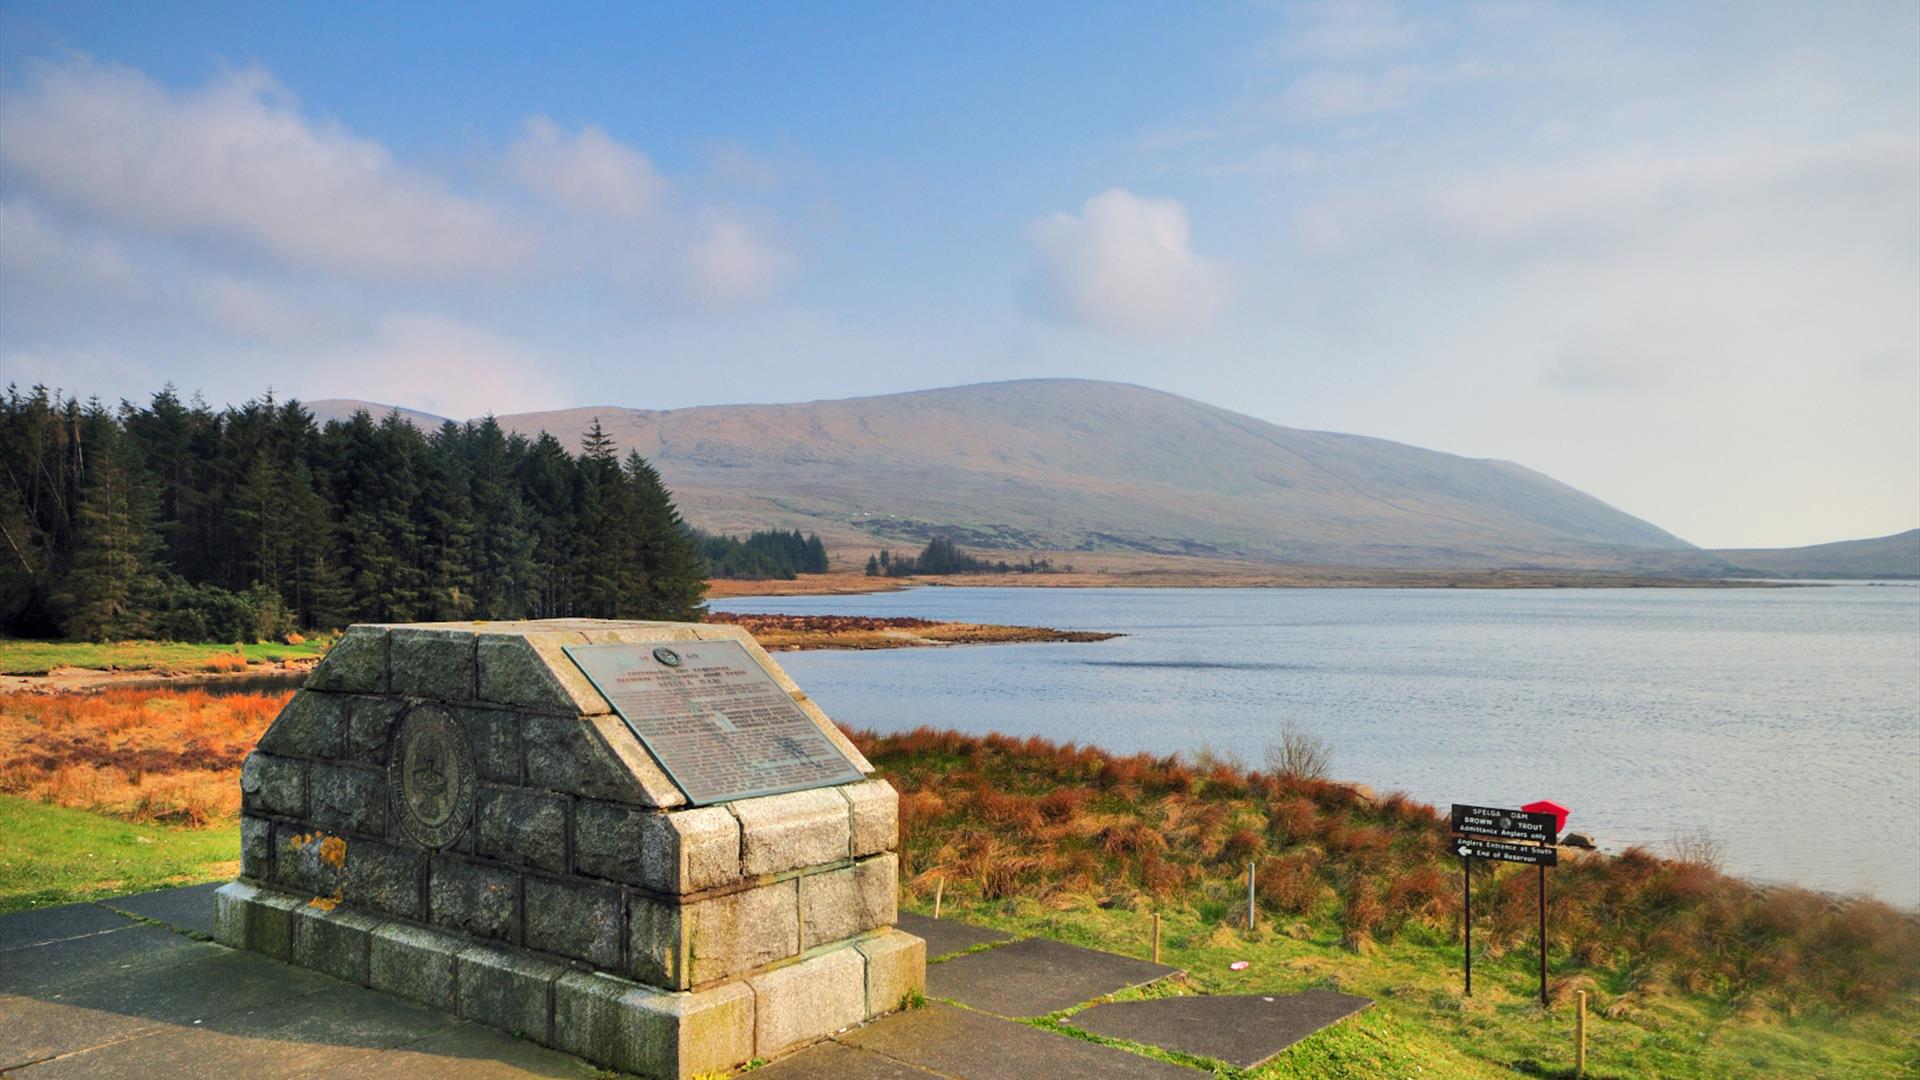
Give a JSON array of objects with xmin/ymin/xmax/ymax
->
[
  {"xmin": 310, "ymin": 379, "xmax": 1719, "ymax": 572},
  {"xmin": 304, "ymin": 399, "xmax": 451, "ymax": 430},
  {"xmin": 1712, "ymin": 529, "xmax": 1920, "ymax": 579}
]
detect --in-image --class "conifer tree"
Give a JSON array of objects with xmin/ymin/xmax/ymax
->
[
  {"xmin": 625, "ymin": 450, "xmax": 707, "ymax": 620},
  {"xmin": 58, "ymin": 426, "xmax": 160, "ymax": 641}
]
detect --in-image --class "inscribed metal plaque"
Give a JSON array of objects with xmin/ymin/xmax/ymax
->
[
  {"xmin": 564, "ymin": 640, "xmax": 863, "ymax": 805},
  {"xmin": 1453, "ymin": 836, "xmax": 1558, "ymax": 867},
  {"xmin": 389, "ymin": 704, "xmax": 477, "ymax": 848},
  {"xmin": 1450, "ymin": 804, "xmax": 1559, "ymax": 845}
]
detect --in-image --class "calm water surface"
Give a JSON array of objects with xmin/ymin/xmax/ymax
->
[{"xmin": 715, "ymin": 585, "xmax": 1920, "ymax": 906}]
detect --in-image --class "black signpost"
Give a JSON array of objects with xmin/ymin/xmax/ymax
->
[{"xmin": 1453, "ymin": 803, "xmax": 1562, "ymax": 1006}]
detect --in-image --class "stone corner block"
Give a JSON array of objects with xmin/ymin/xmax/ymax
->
[
  {"xmin": 291, "ymin": 904, "xmax": 384, "ymax": 986},
  {"xmin": 240, "ymin": 752, "xmax": 307, "ymax": 819},
  {"xmin": 212, "ymin": 880, "xmax": 261, "ymax": 949},
  {"xmin": 256, "ymin": 691, "xmax": 345, "ymax": 760},
  {"xmin": 841, "ymin": 779, "xmax": 899, "ymax": 857},
  {"xmin": 222, "ymin": 882, "xmax": 304, "ymax": 962},
  {"xmin": 457, "ymin": 943, "xmax": 567, "ymax": 1045},
  {"xmin": 476, "ymin": 630, "xmax": 604, "ymax": 714},
  {"xmin": 731, "ymin": 788, "xmax": 852, "ymax": 877},
  {"xmin": 747, "ymin": 947, "xmax": 867, "ymax": 1058},
  {"xmin": 388, "ymin": 627, "xmax": 478, "ymax": 703},
  {"xmin": 800, "ymin": 853, "xmax": 897, "ymax": 951},
  {"xmin": 307, "ymin": 625, "xmax": 389, "ymax": 693},
  {"xmin": 634, "ymin": 805, "xmax": 740, "ymax": 894},
  {"xmin": 554, "ymin": 974, "xmax": 754, "ymax": 1079},
  {"xmin": 856, "ymin": 928, "xmax": 927, "ymax": 1018},
  {"xmin": 368, "ymin": 921, "xmax": 464, "ymax": 1010}
]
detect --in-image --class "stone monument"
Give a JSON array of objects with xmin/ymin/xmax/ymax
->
[{"xmin": 214, "ymin": 619, "xmax": 924, "ymax": 1078}]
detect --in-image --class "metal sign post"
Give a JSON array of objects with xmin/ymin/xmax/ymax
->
[
  {"xmin": 1462, "ymin": 853, "xmax": 1472, "ymax": 996},
  {"xmin": 1452, "ymin": 802, "xmax": 1566, "ymax": 1007}
]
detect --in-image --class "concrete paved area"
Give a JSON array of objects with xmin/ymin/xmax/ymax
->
[
  {"xmin": 1065, "ymin": 990, "xmax": 1374, "ymax": 1068},
  {"xmin": 894, "ymin": 912, "xmax": 1014, "ymax": 960},
  {"xmin": 3, "ymin": 890, "xmax": 1367, "ymax": 1077},
  {"xmin": 0, "ymin": 895, "xmax": 600, "ymax": 1078},
  {"xmin": 755, "ymin": 1004, "xmax": 1194, "ymax": 1079},
  {"xmin": 925, "ymin": 936, "xmax": 1182, "ymax": 1018}
]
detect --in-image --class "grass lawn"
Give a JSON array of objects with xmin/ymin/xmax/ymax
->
[
  {"xmin": 0, "ymin": 638, "xmax": 328, "ymax": 675},
  {"xmin": 0, "ymin": 795, "xmax": 237, "ymax": 913},
  {"xmin": 929, "ymin": 896, "xmax": 1918, "ymax": 1080}
]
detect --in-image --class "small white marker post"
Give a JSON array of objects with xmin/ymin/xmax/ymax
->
[
  {"xmin": 1246, "ymin": 861, "xmax": 1257, "ymax": 930},
  {"xmin": 933, "ymin": 877, "xmax": 945, "ymax": 920},
  {"xmin": 1152, "ymin": 912, "xmax": 1162, "ymax": 963}
]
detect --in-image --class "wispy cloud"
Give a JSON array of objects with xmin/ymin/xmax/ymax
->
[
  {"xmin": 0, "ymin": 59, "xmax": 532, "ymax": 277},
  {"xmin": 508, "ymin": 116, "xmax": 668, "ymax": 225},
  {"xmin": 1025, "ymin": 189, "xmax": 1227, "ymax": 335}
]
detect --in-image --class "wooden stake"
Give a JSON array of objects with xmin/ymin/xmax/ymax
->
[
  {"xmin": 1152, "ymin": 913, "xmax": 1162, "ymax": 964},
  {"xmin": 1575, "ymin": 990, "xmax": 1588, "ymax": 1077},
  {"xmin": 933, "ymin": 877, "xmax": 944, "ymax": 920}
]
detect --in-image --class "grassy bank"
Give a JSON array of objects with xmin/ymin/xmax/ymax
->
[
  {"xmin": 0, "ymin": 638, "xmax": 328, "ymax": 676},
  {"xmin": 1, "ymin": 685, "xmax": 1910, "ymax": 1077},
  {"xmin": 860, "ymin": 728, "xmax": 1919, "ymax": 1079},
  {"xmin": 0, "ymin": 797, "xmax": 237, "ymax": 913}
]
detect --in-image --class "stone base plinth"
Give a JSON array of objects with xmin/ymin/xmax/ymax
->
[{"xmin": 215, "ymin": 881, "xmax": 925, "ymax": 1078}]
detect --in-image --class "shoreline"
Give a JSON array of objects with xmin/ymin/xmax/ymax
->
[
  {"xmin": 706, "ymin": 566, "xmax": 1805, "ymax": 598},
  {"xmin": 0, "ymin": 614, "xmax": 1119, "ymax": 693}
]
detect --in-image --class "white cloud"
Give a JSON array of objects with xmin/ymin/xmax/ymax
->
[
  {"xmin": 189, "ymin": 276, "xmax": 335, "ymax": 344},
  {"xmin": 0, "ymin": 58, "xmax": 530, "ymax": 277},
  {"xmin": 312, "ymin": 314, "xmax": 572, "ymax": 420},
  {"xmin": 678, "ymin": 213, "xmax": 792, "ymax": 311},
  {"xmin": 1294, "ymin": 136, "xmax": 1920, "ymax": 262},
  {"xmin": 0, "ymin": 199, "xmax": 138, "ymax": 287},
  {"xmin": 1025, "ymin": 189, "xmax": 1227, "ymax": 335},
  {"xmin": 508, "ymin": 116, "xmax": 668, "ymax": 224}
]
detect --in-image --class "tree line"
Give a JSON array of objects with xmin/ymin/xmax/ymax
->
[
  {"xmin": 0, "ymin": 386, "xmax": 707, "ymax": 642},
  {"xmin": 693, "ymin": 528, "xmax": 829, "ymax": 580},
  {"xmin": 865, "ymin": 537, "xmax": 1058, "ymax": 577}
]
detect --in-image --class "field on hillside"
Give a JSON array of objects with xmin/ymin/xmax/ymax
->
[
  {"xmin": 0, "ymin": 638, "xmax": 327, "ymax": 677},
  {"xmin": 1, "ymin": 688, "xmax": 1912, "ymax": 1077}
]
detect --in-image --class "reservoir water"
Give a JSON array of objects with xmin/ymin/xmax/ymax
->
[{"xmin": 714, "ymin": 584, "xmax": 1920, "ymax": 907}]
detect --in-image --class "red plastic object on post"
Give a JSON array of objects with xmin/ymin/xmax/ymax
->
[{"xmin": 1522, "ymin": 800, "xmax": 1570, "ymax": 834}]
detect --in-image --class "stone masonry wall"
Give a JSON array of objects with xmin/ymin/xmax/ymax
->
[{"xmin": 239, "ymin": 620, "xmax": 899, "ymax": 990}]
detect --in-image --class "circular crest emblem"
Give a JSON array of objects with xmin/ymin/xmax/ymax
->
[
  {"xmin": 653, "ymin": 646, "xmax": 683, "ymax": 667},
  {"xmin": 388, "ymin": 705, "xmax": 476, "ymax": 849}
]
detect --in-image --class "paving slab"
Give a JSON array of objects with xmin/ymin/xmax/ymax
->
[
  {"xmin": 1064, "ymin": 990, "xmax": 1373, "ymax": 1068},
  {"xmin": 0, "ymin": 901, "xmax": 135, "ymax": 952},
  {"xmin": 837, "ymin": 1004, "xmax": 1195, "ymax": 1079},
  {"xmin": 0, "ymin": 923, "xmax": 201, "ymax": 996},
  {"xmin": 300, "ymin": 1019, "xmax": 609, "ymax": 1079},
  {"xmin": 10, "ymin": 981, "xmax": 459, "ymax": 1078},
  {"xmin": 895, "ymin": 912, "xmax": 1015, "ymax": 960},
  {"xmin": 98, "ymin": 882, "xmax": 222, "ymax": 937},
  {"xmin": 748, "ymin": 1037, "xmax": 944, "ymax": 1078},
  {"xmin": 925, "ymin": 936, "xmax": 1180, "ymax": 1017}
]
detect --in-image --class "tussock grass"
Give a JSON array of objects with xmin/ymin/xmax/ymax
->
[
  {"xmin": 0, "ymin": 687, "xmax": 287, "ymax": 825},
  {"xmin": 856, "ymin": 726, "xmax": 1919, "ymax": 1015}
]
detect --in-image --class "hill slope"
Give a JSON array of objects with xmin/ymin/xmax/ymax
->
[
  {"xmin": 1713, "ymin": 529, "xmax": 1920, "ymax": 579},
  {"xmin": 310, "ymin": 380, "xmax": 1715, "ymax": 572}
]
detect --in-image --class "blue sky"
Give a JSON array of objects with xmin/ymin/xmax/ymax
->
[{"xmin": 0, "ymin": 1, "xmax": 1914, "ymax": 548}]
